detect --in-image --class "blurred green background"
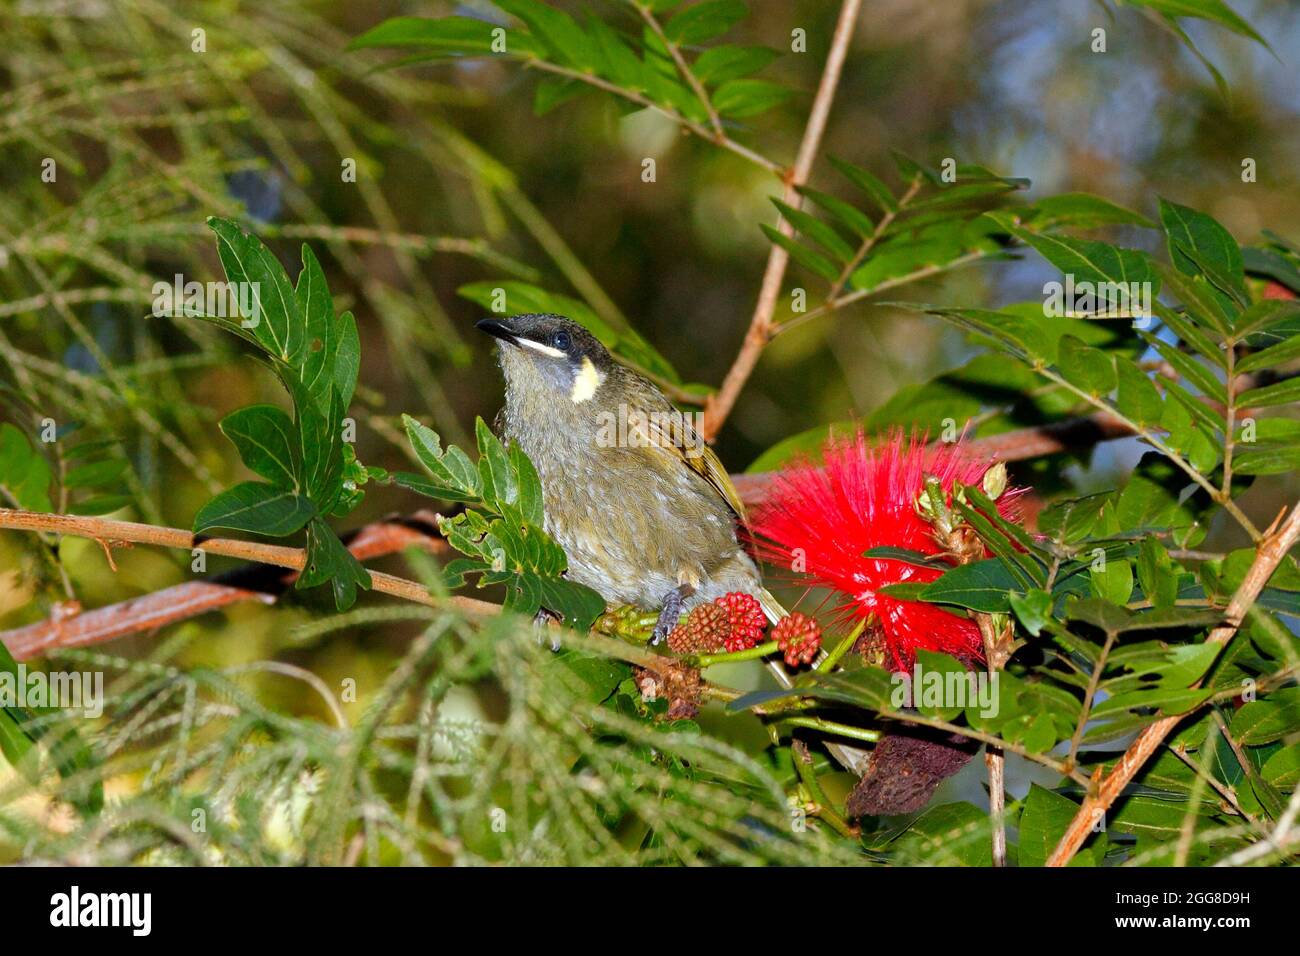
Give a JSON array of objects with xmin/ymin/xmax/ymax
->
[{"xmin": 0, "ymin": 0, "xmax": 1297, "ymax": 720}]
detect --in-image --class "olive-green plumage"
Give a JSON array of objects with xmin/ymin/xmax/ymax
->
[{"xmin": 477, "ymin": 313, "xmax": 776, "ymax": 640}]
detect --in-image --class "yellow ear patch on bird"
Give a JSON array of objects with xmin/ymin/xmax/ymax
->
[{"xmin": 570, "ymin": 357, "xmax": 604, "ymax": 403}]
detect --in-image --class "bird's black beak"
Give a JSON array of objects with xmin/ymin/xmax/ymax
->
[{"xmin": 476, "ymin": 317, "xmax": 518, "ymax": 346}]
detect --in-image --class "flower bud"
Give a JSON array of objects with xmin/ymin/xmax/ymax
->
[{"xmin": 982, "ymin": 462, "xmax": 1008, "ymax": 501}]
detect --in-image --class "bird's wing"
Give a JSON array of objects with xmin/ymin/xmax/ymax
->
[{"xmin": 621, "ymin": 373, "xmax": 749, "ymax": 525}]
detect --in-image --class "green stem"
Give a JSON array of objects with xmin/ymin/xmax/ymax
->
[
  {"xmin": 782, "ymin": 716, "xmax": 881, "ymax": 745},
  {"xmin": 792, "ymin": 741, "xmax": 856, "ymax": 839},
  {"xmin": 692, "ymin": 640, "xmax": 778, "ymax": 668},
  {"xmin": 816, "ymin": 618, "xmax": 867, "ymax": 672}
]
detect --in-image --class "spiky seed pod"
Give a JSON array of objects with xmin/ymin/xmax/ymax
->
[
  {"xmin": 773, "ymin": 613, "xmax": 822, "ymax": 667},
  {"xmin": 667, "ymin": 602, "xmax": 731, "ymax": 654},
  {"xmin": 714, "ymin": 591, "xmax": 767, "ymax": 652},
  {"xmin": 633, "ymin": 660, "xmax": 704, "ymax": 721}
]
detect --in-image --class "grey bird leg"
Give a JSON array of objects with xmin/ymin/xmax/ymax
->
[{"xmin": 651, "ymin": 584, "xmax": 694, "ymax": 645}]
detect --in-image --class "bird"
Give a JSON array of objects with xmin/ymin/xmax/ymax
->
[
  {"xmin": 478, "ymin": 312, "xmax": 873, "ymax": 777},
  {"xmin": 476, "ymin": 312, "xmax": 778, "ymax": 643}
]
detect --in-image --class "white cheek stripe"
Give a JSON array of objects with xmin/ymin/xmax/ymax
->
[
  {"xmin": 517, "ymin": 337, "xmax": 567, "ymax": 359},
  {"xmin": 570, "ymin": 357, "xmax": 604, "ymax": 403}
]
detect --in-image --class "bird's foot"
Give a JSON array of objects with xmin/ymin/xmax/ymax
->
[
  {"xmin": 650, "ymin": 584, "xmax": 694, "ymax": 645},
  {"xmin": 533, "ymin": 608, "xmax": 563, "ymax": 651}
]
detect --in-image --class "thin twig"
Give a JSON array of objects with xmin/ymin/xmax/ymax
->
[
  {"xmin": 701, "ymin": 0, "xmax": 863, "ymax": 441},
  {"xmin": 0, "ymin": 508, "xmax": 496, "ymax": 655},
  {"xmin": 524, "ymin": 59, "xmax": 782, "ymax": 176},
  {"xmin": 636, "ymin": 4, "xmax": 724, "ymax": 138}
]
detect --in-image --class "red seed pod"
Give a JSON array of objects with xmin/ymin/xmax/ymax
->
[
  {"xmin": 773, "ymin": 612, "xmax": 822, "ymax": 667},
  {"xmin": 713, "ymin": 591, "xmax": 767, "ymax": 652},
  {"xmin": 666, "ymin": 603, "xmax": 731, "ymax": 654}
]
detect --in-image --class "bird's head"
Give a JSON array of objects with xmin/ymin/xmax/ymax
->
[{"xmin": 476, "ymin": 313, "xmax": 614, "ymax": 408}]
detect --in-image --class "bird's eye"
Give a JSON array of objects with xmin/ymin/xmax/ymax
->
[{"xmin": 553, "ymin": 330, "xmax": 572, "ymax": 352}]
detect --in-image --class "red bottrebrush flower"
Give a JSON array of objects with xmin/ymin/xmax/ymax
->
[{"xmin": 750, "ymin": 431, "xmax": 1018, "ymax": 673}]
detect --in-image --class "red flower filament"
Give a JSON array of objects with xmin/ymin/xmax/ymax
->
[{"xmin": 750, "ymin": 431, "xmax": 1017, "ymax": 673}]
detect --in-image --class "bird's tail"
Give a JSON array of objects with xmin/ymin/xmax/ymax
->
[{"xmin": 757, "ymin": 587, "xmax": 787, "ymax": 625}]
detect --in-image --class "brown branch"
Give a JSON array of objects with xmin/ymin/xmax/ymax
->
[
  {"xmin": 700, "ymin": 0, "xmax": 863, "ymax": 441},
  {"xmin": 1044, "ymin": 501, "xmax": 1300, "ymax": 867},
  {"xmin": 0, "ymin": 508, "xmax": 497, "ymax": 660},
  {"xmin": 1, "ymin": 412, "xmax": 1137, "ymax": 660}
]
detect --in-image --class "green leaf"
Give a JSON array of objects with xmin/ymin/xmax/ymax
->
[
  {"xmin": 402, "ymin": 414, "xmax": 482, "ymax": 501},
  {"xmin": 206, "ymin": 217, "xmax": 304, "ymax": 365},
  {"xmin": 219, "ymin": 405, "xmax": 298, "ymax": 488},
  {"xmin": 1021, "ymin": 193, "xmax": 1156, "ymax": 230},
  {"xmin": 1243, "ymin": 248, "xmax": 1300, "ymax": 297},
  {"xmin": 918, "ymin": 558, "xmax": 1020, "ymax": 612},
  {"xmin": 712, "ymin": 78, "xmax": 790, "ymax": 118},
  {"xmin": 1127, "ymin": 0, "xmax": 1268, "ymax": 47},
  {"xmin": 1235, "ymin": 376, "xmax": 1300, "ymax": 410},
  {"xmin": 1005, "ymin": 224, "xmax": 1158, "ymax": 298},
  {"xmin": 1009, "ymin": 588, "xmax": 1053, "ymax": 636},
  {"xmin": 1230, "ymin": 688, "xmax": 1300, "ymax": 745},
  {"xmin": 1145, "ymin": 335, "xmax": 1227, "ymax": 405},
  {"xmin": 923, "ymin": 307, "xmax": 1052, "ymax": 365},
  {"xmin": 193, "ymin": 481, "xmax": 315, "ymax": 536},
  {"xmin": 827, "ymin": 156, "xmax": 896, "ymax": 213},
  {"xmin": 1019, "ymin": 785, "xmax": 1084, "ymax": 867},
  {"xmin": 1090, "ymin": 558, "xmax": 1133, "ymax": 605},
  {"xmin": 760, "ymin": 225, "xmax": 839, "ymax": 282},
  {"xmin": 1233, "ymin": 443, "xmax": 1300, "ymax": 477},
  {"xmin": 295, "ymin": 380, "xmax": 345, "ymax": 511},
  {"xmin": 495, "ymin": 0, "xmax": 596, "ymax": 70},
  {"xmin": 297, "ymin": 517, "xmax": 372, "ymax": 611},
  {"xmin": 476, "ymin": 416, "xmax": 518, "ymax": 512},
  {"xmin": 1137, "ymin": 538, "xmax": 1181, "ymax": 608},
  {"xmin": 348, "ymin": 16, "xmax": 536, "ymax": 57},
  {"xmin": 0, "ymin": 423, "xmax": 53, "ymax": 512},
  {"xmin": 295, "ymin": 243, "xmax": 355, "ymax": 413},
  {"xmin": 1057, "ymin": 335, "xmax": 1116, "ymax": 397},
  {"xmin": 891, "ymin": 801, "xmax": 997, "ymax": 866},
  {"xmin": 771, "ymin": 198, "xmax": 854, "ymax": 262},
  {"xmin": 1235, "ymin": 331, "xmax": 1300, "ymax": 375},
  {"xmin": 534, "ymin": 75, "xmax": 584, "ymax": 115},
  {"xmin": 390, "ymin": 470, "xmax": 481, "ymax": 504},
  {"xmin": 692, "ymin": 44, "xmax": 777, "ymax": 85},
  {"xmin": 1115, "ymin": 358, "xmax": 1165, "ymax": 425},
  {"xmin": 1262, "ymin": 744, "xmax": 1300, "ymax": 791},
  {"xmin": 63, "ymin": 457, "xmax": 127, "ymax": 490},
  {"xmin": 1159, "ymin": 198, "xmax": 1247, "ymax": 304},
  {"xmin": 796, "ymin": 186, "xmax": 874, "ymax": 238},
  {"xmin": 664, "ymin": 0, "xmax": 747, "ymax": 44}
]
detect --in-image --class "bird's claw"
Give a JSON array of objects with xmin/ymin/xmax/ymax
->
[{"xmin": 650, "ymin": 586, "xmax": 690, "ymax": 646}]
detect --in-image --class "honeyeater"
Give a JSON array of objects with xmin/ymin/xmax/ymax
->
[{"xmin": 477, "ymin": 313, "xmax": 780, "ymax": 642}]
